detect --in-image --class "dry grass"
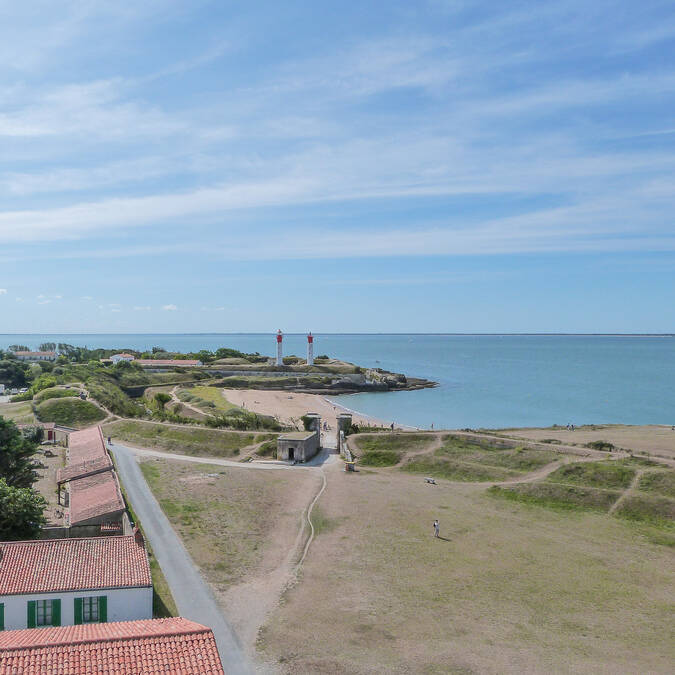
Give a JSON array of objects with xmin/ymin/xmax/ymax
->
[
  {"xmin": 496, "ymin": 424, "xmax": 675, "ymax": 461},
  {"xmin": 0, "ymin": 400, "xmax": 36, "ymax": 424},
  {"xmin": 140, "ymin": 458, "xmax": 320, "ymax": 653},
  {"xmin": 258, "ymin": 463, "xmax": 675, "ymax": 674},
  {"xmin": 102, "ymin": 419, "xmax": 274, "ymax": 458}
]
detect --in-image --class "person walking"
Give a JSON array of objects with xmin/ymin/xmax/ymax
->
[{"xmin": 433, "ymin": 519, "xmax": 440, "ymax": 538}]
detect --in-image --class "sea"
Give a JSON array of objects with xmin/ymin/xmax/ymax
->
[{"xmin": 2, "ymin": 334, "xmax": 674, "ymax": 429}]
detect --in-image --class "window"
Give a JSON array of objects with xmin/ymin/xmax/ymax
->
[
  {"xmin": 74, "ymin": 596, "xmax": 107, "ymax": 624},
  {"xmin": 82, "ymin": 597, "xmax": 99, "ymax": 623},
  {"xmin": 0, "ymin": 603, "xmax": 4, "ymax": 631},
  {"xmin": 36, "ymin": 600, "xmax": 52, "ymax": 626}
]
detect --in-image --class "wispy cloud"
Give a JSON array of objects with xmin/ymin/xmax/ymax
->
[
  {"xmin": 133, "ymin": 305, "xmax": 151, "ymax": 311},
  {"xmin": 162, "ymin": 304, "xmax": 177, "ymax": 311},
  {"xmin": 0, "ymin": 288, "xmax": 6, "ymax": 295}
]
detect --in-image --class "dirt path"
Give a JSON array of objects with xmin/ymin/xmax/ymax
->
[
  {"xmin": 169, "ymin": 385, "xmax": 210, "ymax": 418},
  {"xmin": 609, "ymin": 468, "xmax": 646, "ymax": 515}
]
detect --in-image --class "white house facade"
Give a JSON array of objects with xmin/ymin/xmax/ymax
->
[
  {"xmin": 110, "ymin": 353, "xmax": 135, "ymax": 364},
  {"xmin": 0, "ymin": 534, "xmax": 152, "ymax": 632},
  {"xmin": 0, "ymin": 586, "xmax": 152, "ymax": 631}
]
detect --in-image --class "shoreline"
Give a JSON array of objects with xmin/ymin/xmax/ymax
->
[{"xmin": 323, "ymin": 395, "xmax": 419, "ymax": 431}]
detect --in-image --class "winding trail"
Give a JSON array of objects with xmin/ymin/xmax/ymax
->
[{"xmin": 609, "ymin": 468, "xmax": 646, "ymax": 515}]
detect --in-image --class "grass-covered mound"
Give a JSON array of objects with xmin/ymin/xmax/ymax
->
[
  {"xmin": 614, "ymin": 493, "xmax": 675, "ymax": 524},
  {"xmin": 36, "ymin": 398, "xmax": 106, "ymax": 428},
  {"xmin": 545, "ymin": 460, "xmax": 636, "ymax": 490},
  {"xmin": 401, "ymin": 434, "xmax": 558, "ymax": 481},
  {"xmin": 353, "ymin": 433, "xmax": 434, "ymax": 467},
  {"xmin": 639, "ymin": 470, "xmax": 675, "ymax": 499},
  {"xmin": 103, "ymin": 419, "xmax": 277, "ymax": 458},
  {"xmin": 489, "ymin": 483, "xmax": 621, "ymax": 513},
  {"xmin": 33, "ymin": 387, "xmax": 80, "ymax": 403}
]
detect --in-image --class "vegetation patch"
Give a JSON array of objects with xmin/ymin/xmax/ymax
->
[
  {"xmin": 489, "ymin": 483, "xmax": 620, "ymax": 512},
  {"xmin": 614, "ymin": 493, "xmax": 675, "ymax": 524},
  {"xmin": 545, "ymin": 461, "xmax": 635, "ymax": 490},
  {"xmin": 256, "ymin": 439, "xmax": 278, "ymax": 458},
  {"xmin": 33, "ymin": 387, "xmax": 80, "ymax": 403},
  {"xmin": 182, "ymin": 386, "xmax": 238, "ymax": 413},
  {"xmin": 404, "ymin": 457, "xmax": 520, "ymax": 481},
  {"xmin": 360, "ymin": 449, "xmax": 402, "ymax": 467},
  {"xmin": 35, "ymin": 398, "xmax": 106, "ymax": 428},
  {"xmin": 353, "ymin": 432, "xmax": 435, "ymax": 455},
  {"xmin": 103, "ymin": 419, "xmax": 275, "ymax": 458},
  {"xmin": 638, "ymin": 470, "xmax": 675, "ymax": 499},
  {"xmin": 0, "ymin": 401, "xmax": 35, "ymax": 424}
]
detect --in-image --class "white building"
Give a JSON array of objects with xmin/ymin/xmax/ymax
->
[
  {"xmin": 0, "ymin": 534, "xmax": 152, "ymax": 631},
  {"xmin": 110, "ymin": 353, "xmax": 135, "ymax": 364}
]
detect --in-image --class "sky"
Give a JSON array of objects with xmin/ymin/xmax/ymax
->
[{"xmin": 0, "ymin": 0, "xmax": 674, "ymax": 333}]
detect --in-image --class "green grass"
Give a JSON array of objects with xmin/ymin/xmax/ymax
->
[
  {"xmin": 33, "ymin": 387, "xmax": 80, "ymax": 403},
  {"xmin": 256, "ymin": 439, "xmax": 277, "ymax": 457},
  {"xmin": 489, "ymin": 483, "xmax": 621, "ymax": 512},
  {"xmin": 103, "ymin": 419, "xmax": 276, "ymax": 458},
  {"xmin": 149, "ymin": 555, "xmax": 178, "ymax": 618},
  {"xmin": 360, "ymin": 449, "xmax": 402, "ymax": 466},
  {"xmin": 638, "ymin": 470, "xmax": 675, "ymax": 499},
  {"xmin": 545, "ymin": 461, "xmax": 636, "ymax": 490},
  {"xmin": 86, "ymin": 375, "xmax": 145, "ymax": 417},
  {"xmin": 404, "ymin": 456, "xmax": 521, "ymax": 481},
  {"xmin": 614, "ymin": 493, "xmax": 675, "ymax": 524},
  {"xmin": 0, "ymin": 401, "xmax": 36, "ymax": 424},
  {"xmin": 354, "ymin": 433, "xmax": 435, "ymax": 467},
  {"xmin": 35, "ymin": 397, "xmax": 106, "ymax": 428},
  {"xmin": 188, "ymin": 386, "xmax": 238, "ymax": 412}
]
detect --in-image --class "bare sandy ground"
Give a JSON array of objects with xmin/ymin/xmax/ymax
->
[
  {"xmin": 497, "ymin": 424, "xmax": 675, "ymax": 461},
  {"xmin": 222, "ymin": 389, "xmax": 401, "ymax": 431}
]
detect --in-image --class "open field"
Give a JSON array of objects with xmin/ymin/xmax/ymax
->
[
  {"xmin": 495, "ymin": 424, "xmax": 675, "ymax": 461},
  {"xmin": 35, "ymin": 397, "xmax": 106, "ymax": 428},
  {"xmin": 140, "ymin": 458, "xmax": 320, "ymax": 653},
  {"xmin": 178, "ymin": 385, "xmax": 239, "ymax": 414},
  {"xmin": 0, "ymin": 400, "xmax": 36, "ymax": 424},
  {"xmin": 259, "ymin": 461, "xmax": 675, "ymax": 674},
  {"xmin": 103, "ymin": 419, "xmax": 276, "ymax": 458},
  {"xmin": 351, "ymin": 433, "xmax": 436, "ymax": 466}
]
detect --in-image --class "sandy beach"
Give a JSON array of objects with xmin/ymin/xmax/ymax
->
[{"xmin": 221, "ymin": 388, "xmax": 410, "ymax": 431}]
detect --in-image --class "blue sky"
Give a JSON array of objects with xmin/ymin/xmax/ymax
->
[{"xmin": 1, "ymin": 0, "xmax": 674, "ymax": 333}]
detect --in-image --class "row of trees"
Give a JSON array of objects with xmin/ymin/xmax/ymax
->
[{"xmin": 0, "ymin": 417, "xmax": 46, "ymax": 540}]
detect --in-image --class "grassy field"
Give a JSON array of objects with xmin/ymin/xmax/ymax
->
[
  {"xmin": 0, "ymin": 400, "xmax": 36, "ymax": 424},
  {"xmin": 639, "ymin": 470, "xmax": 675, "ymax": 499},
  {"xmin": 33, "ymin": 387, "xmax": 80, "ymax": 403},
  {"xmin": 140, "ymin": 458, "xmax": 320, "ymax": 649},
  {"xmin": 181, "ymin": 385, "xmax": 239, "ymax": 413},
  {"xmin": 35, "ymin": 397, "xmax": 106, "ymax": 428},
  {"xmin": 545, "ymin": 460, "xmax": 636, "ymax": 489},
  {"xmin": 351, "ymin": 432, "xmax": 561, "ymax": 481},
  {"xmin": 352, "ymin": 433, "xmax": 436, "ymax": 466},
  {"xmin": 103, "ymin": 419, "xmax": 276, "ymax": 457},
  {"xmin": 258, "ymin": 463, "xmax": 675, "ymax": 674}
]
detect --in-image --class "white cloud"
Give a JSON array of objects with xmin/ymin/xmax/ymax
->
[
  {"xmin": 81, "ymin": 295, "xmax": 93, "ymax": 300},
  {"xmin": 162, "ymin": 304, "xmax": 177, "ymax": 311},
  {"xmin": 133, "ymin": 305, "xmax": 151, "ymax": 311},
  {"xmin": 0, "ymin": 288, "xmax": 6, "ymax": 294}
]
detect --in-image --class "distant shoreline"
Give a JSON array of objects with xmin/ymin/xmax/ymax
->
[{"xmin": 2, "ymin": 332, "xmax": 674, "ymax": 337}]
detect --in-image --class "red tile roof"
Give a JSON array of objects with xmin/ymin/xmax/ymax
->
[
  {"xmin": 67, "ymin": 426, "xmax": 107, "ymax": 464},
  {"xmin": 112, "ymin": 353, "xmax": 135, "ymax": 358},
  {"xmin": 135, "ymin": 359, "xmax": 202, "ymax": 367},
  {"xmin": 0, "ymin": 618, "xmax": 224, "ymax": 674},
  {"xmin": 0, "ymin": 535, "xmax": 151, "ymax": 595},
  {"xmin": 12, "ymin": 351, "xmax": 57, "ymax": 357},
  {"xmin": 68, "ymin": 470, "xmax": 125, "ymax": 526},
  {"xmin": 57, "ymin": 454, "xmax": 112, "ymax": 485}
]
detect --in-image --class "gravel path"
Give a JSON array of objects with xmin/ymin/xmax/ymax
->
[{"xmin": 110, "ymin": 442, "xmax": 253, "ymax": 675}]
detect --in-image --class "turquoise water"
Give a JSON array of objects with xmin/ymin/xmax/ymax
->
[{"xmin": 2, "ymin": 334, "xmax": 673, "ymax": 429}]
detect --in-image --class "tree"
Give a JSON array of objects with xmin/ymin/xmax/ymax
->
[
  {"xmin": 8, "ymin": 345, "xmax": 29, "ymax": 352},
  {"xmin": 0, "ymin": 359, "xmax": 29, "ymax": 387},
  {"xmin": 39, "ymin": 342, "xmax": 57, "ymax": 352},
  {"xmin": 0, "ymin": 417, "xmax": 40, "ymax": 488},
  {"xmin": 154, "ymin": 392, "xmax": 172, "ymax": 409},
  {"xmin": 0, "ymin": 479, "xmax": 46, "ymax": 540}
]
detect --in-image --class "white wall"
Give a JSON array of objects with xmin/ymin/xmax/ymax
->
[{"xmin": 1, "ymin": 586, "xmax": 152, "ymax": 631}]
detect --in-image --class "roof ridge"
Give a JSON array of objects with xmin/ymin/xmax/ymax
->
[
  {"xmin": 0, "ymin": 620, "xmax": 211, "ymax": 652},
  {"xmin": 0, "ymin": 533, "xmax": 134, "ymax": 546}
]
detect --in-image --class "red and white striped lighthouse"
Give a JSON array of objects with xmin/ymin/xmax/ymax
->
[
  {"xmin": 276, "ymin": 329, "xmax": 283, "ymax": 366},
  {"xmin": 307, "ymin": 332, "xmax": 314, "ymax": 365}
]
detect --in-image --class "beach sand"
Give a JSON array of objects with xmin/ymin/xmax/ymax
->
[{"xmin": 221, "ymin": 388, "xmax": 406, "ymax": 431}]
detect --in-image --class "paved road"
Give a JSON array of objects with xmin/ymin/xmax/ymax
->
[{"xmin": 110, "ymin": 442, "xmax": 253, "ymax": 675}]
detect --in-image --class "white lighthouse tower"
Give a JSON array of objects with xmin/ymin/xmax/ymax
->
[
  {"xmin": 307, "ymin": 332, "xmax": 314, "ymax": 365},
  {"xmin": 276, "ymin": 329, "xmax": 283, "ymax": 366}
]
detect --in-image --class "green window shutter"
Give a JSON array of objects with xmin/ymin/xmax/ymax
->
[
  {"xmin": 0, "ymin": 603, "xmax": 4, "ymax": 631},
  {"xmin": 98, "ymin": 596, "xmax": 107, "ymax": 623},
  {"xmin": 27, "ymin": 600, "xmax": 36, "ymax": 628},
  {"xmin": 74, "ymin": 598, "xmax": 83, "ymax": 625},
  {"xmin": 51, "ymin": 599, "xmax": 61, "ymax": 627}
]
